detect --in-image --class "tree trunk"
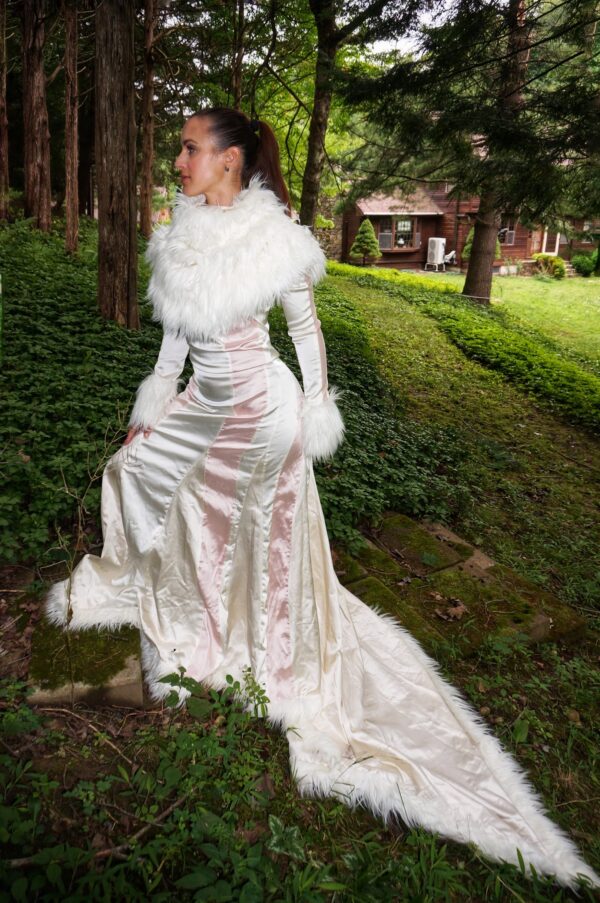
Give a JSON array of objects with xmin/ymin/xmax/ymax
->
[
  {"xmin": 462, "ymin": 191, "xmax": 500, "ymax": 303},
  {"xmin": 139, "ymin": 0, "xmax": 157, "ymax": 240},
  {"xmin": 0, "ymin": 0, "xmax": 9, "ymax": 220},
  {"xmin": 20, "ymin": 0, "xmax": 52, "ymax": 230},
  {"xmin": 231, "ymin": 0, "xmax": 244, "ymax": 110},
  {"xmin": 64, "ymin": 0, "xmax": 78, "ymax": 252},
  {"xmin": 78, "ymin": 86, "xmax": 94, "ymax": 216},
  {"xmin": 300, "ymin": 0, "xmax": 337, "ymax": 227},
  {"xmin": 95, "ymin": 0, "xmax": 138, "ymax": 328},
  {"xmin": 463, "ymin": 0, "xmax": 529, "ymax": 302}
]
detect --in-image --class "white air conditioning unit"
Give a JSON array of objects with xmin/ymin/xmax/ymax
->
[{"xmin": 426, "ymin": 237, "xmax": 446, "ymax": 270}]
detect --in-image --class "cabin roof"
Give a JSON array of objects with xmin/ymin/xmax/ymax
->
[{"xmin": 357, "ymin": 186, "xmax": 443, "ymax": 216}]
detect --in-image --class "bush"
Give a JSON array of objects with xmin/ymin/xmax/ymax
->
[
  {"xmin": 462, "ymin": 226, "xmax": 501, "ymax": 262},
  {"xmin": 348, "ymin": 218, "xmax": 382, "ymax": 266},
  {"xmin": 571, "ymin": 253, "xmax": 595, "ymax": 277},
  {"xmin": 314, "ymin": 213, "xmax": 335, "ymax": 230},
  {"xmin": 532, "ymin": 253, "xmax": 566, "ymax": 279},
  {"xmin": 327, "ymin": 260, "xmax": 460, "ymax": 296}
]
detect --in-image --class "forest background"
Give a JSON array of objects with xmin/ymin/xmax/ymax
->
[{"xmin": 2, "ymin": 0, "xmax": 600, "ymax": 317}]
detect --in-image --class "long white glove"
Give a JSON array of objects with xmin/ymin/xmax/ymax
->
[
  {"xmin": 128, "ymin": 331, "xmax": 189, "ymax": 429},
  {"xmin": 280, "ymin": 279, "xmax": 345, "ymax": 462}
]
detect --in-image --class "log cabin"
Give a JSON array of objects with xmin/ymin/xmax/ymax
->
[{"xmin": 339, "ymin": 182, "xmax": 598, "ymax": 271}]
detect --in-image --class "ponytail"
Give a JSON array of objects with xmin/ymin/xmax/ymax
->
[{"xmin": 192, "ymin": 107, "xmax": 292, "ymax": 215}]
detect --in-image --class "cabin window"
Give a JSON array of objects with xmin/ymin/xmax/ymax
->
[
  {"xmin": 394, "ymin": 218, "xmax": 413, "ymax": 247},
  {"xmin": 378, "ymin": 216, "xmax": 393, "ymax": 249},
  {"xmin": 498, "ymin": 219, "xmax": 516, "ymax": 245},
  {"xmin": 372, "ymin": 215, "xmax": 419, "ymax": 250}
]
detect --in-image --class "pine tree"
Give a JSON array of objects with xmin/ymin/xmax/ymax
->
[
  {"xmin": 337, "ymin": 0, "xmax": 600, "ymax": 301},
  {"xmin": 349, "ymin": 217, "xmax": 381, "ymax": 265}
]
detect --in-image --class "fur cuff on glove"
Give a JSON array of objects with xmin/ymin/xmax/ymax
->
[
  {"xmin": 128, "ymin": 372, "xmax": 180, "ymax": 429},
  {"xmin": 303, "ymin": 388, "xmax": 345, "ymax": 463}
]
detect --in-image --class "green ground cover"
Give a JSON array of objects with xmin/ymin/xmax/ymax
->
[
  {"xmin": 328, "ymin": 265, "xmax": 600, "ymax": 434},
  {"xmin": 1, "ymin": 223, "xmax": 599, "ymax": 900},
  {"xmin": 421, "ymin": 271, "xmax": 600, "ymax": 376}
]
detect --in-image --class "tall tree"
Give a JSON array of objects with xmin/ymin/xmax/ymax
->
[
  {"xmin": 139, "ymin": 0, "xmax": 157, "ymax": 240},
  {"xmin": 19, "ymin": 0, "xmax": 52, "ymax": 230},
  {"xmin": 0, "ymin": 0, "xmax": 8, "ymax": 220},
  {"xmin": 463, "ymin": 0, "xmax": 530, "ymax": 302},
  {"xmin": 63, "ymin": 0, "xmax": 78, "ymax": 252},
  {"xmin": 95, "ymin": 0, "xmax": 138, "ymax": 327},
  {"xmin": 231, "ymin": 0, "xmax": 245, "ymax": 109},
  {"xmin": 300, "ymin": 0, "xmax": 407, "ymax": 228}
]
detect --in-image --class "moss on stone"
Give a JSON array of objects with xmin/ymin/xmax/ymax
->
[
  {"xmin": 30, "ymin": 621, "xmax": 140, "ymax": 690},
  {"xmin": 354, "ymin": 541, "xmax": 411, "ymax": 585},
  {"xmin": 399, "ymin": 565, "xmax": 586, "ymax": 653},
  {"xmin": 376, "ymin": 514, "xmax": 464, "ymax": 575},
  {"xmin": 346, "ymin": 575, "xmax": 443, "ymax": 650},
  {"xmin": 333, "ymin": 546, "xmax": 368, "ymax": 585}
]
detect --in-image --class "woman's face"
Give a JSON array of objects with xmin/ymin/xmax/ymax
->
[{"xmin": 174, "ymin": 117, "xmax": 230, "ymax": 197}]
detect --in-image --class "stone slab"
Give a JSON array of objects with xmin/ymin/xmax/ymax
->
[
  {"xmin": 376, "ymin": 514, "xmax": 469, "ymax": 576},
  {"xmin": 29, "ymin": 654, "xmax": 144, "ymax": 707},
  {"xmin": 345, "ymin": 575, "xmax": 444, "ymax": 650},
  {"xmin": 339, "ymin": 515, "xmax": 587, "ymax": 655},
  {"xmin": 395, "ymin": 563, "xmax": 586, "ymax": 653},
  {"xmin": 29, "ymin": 621, "xmax": 143, "ymax": 707},
  {"xmin": 332, "ymin": 547, "xmax": 368, "ymax": 586}
]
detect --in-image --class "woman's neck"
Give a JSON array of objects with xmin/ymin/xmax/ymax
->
[{"xmin": 203, "ymin": 182, "xmax": 243, "ymax": 207}]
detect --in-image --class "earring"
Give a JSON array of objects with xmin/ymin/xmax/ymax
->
[{"xmin": 224, "ymin": 165, "xmax": 230, "ymax": 172}]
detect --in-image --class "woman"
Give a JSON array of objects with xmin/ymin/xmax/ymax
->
[{"xmin": 47, "ymin": 107, "xmax": 597, "ymax": 889}]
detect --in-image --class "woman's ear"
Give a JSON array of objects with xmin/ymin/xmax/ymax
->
[{"xmin": 223, "ymin": 144, "xmax": 242, "ymax": 173}]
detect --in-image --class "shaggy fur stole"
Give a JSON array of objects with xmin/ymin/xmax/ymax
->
[{"xmin": 146, "ymin": 174, "xmax": 327, "ymax": 341}]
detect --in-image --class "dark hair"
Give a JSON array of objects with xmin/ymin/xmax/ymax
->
[{"xmin": 191, "ymin": 106, "xmax": 292, "ymax": 215}]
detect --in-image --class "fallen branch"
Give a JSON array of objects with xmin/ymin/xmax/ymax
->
[
  {"xmin": 5, "ymin": 796, "xmax": 188, "ymax": 868},
  {"xmin": 38, "ymin": 706, "xmax": 134, "ymax": 767}
]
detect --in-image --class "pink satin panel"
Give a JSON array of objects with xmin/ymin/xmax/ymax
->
[
  {"xmin": 265, "ymin": 430, "xmax": 304, "ymax": 700},
  {"xmin": 188, "ymin": 326, "xmax": 269, "ymax": 679}
]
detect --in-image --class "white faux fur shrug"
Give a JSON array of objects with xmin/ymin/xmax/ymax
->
[{"xmin": 130, "ymin": 175, "xmax": 344, "ymax": 462}]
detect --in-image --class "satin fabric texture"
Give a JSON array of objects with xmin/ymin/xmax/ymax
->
[{"xmin": 46, "ymin": 280, "xmax": 598, "ymax": 889}]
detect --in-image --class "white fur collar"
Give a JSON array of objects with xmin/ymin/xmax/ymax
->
[{"xmin": 146, "ymin": 174, "xmax": 327, "ymax": 341}]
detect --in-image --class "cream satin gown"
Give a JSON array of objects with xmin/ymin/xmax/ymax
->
[{"xmin": 47, "ymin": 279, "xmax": 598, "ymax": 888}]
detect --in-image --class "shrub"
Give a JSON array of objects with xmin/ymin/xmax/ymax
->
[
  {"xmin": 327, "ymin": 260, "xmax": 460, "ymax": 296},
  {"xmin": 462, "ymin": 226, "xmax": 501, "ymax": 262},
  {"xmin": 314, "ymin": 213, "xmax": 335, "ymax": 230},
  {"xmin": 532, "ymin": 253, "xmax": 566, "ymax": 279},
  {"xmin": 349, "ymin": 218, "xmax": 382, "ymax": 266},
  {"xmin": 571, "ymin": 253, "xmax": 595, "ymax": 277}
]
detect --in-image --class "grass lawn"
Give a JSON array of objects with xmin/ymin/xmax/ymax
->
[{"xmin": 424, "ymin": 272, "xmax": 600, "ymax": 375}]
